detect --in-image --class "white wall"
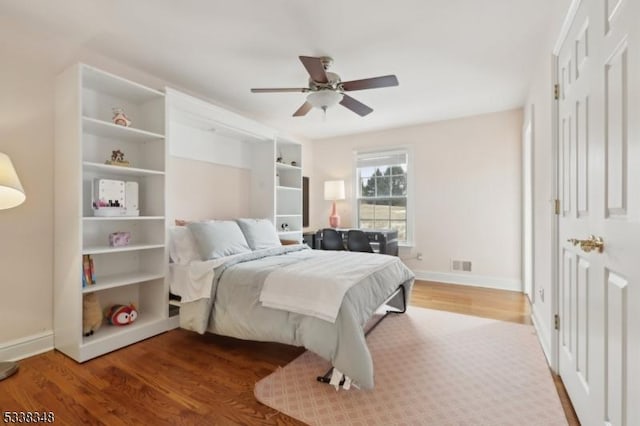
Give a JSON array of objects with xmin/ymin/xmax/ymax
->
[
  {"xmin": 309, "ymin": 109, "xmax": 523, "ymax": 290},
  {"xmin": 0, "ymin": 52, "xmax": 56, "ymax": 346},
  {"xmin": 168, "ymin": 158, "xmax": 251, "ymax": 222}
]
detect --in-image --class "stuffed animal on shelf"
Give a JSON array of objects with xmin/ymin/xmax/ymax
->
[
  {"xmin": 82, "ymin": 293, "xmax": 103, "ymax": 336},
  {"xmin": 105, "ymin": 303, "xmax": 138, "ymax": 326}
]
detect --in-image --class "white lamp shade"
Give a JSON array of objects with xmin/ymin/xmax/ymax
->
[
  {"xmin": 0, "ymin": 153, "xmax": 26, "ymax": 210},
  {"xmin": 324, "ymin": 180, "xmax": 345, "ymax": 201},
  {"xmin": 307, "ymin": 90, "xmax": 343, "ymax": 109}
]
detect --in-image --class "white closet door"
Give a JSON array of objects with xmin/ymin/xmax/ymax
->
[{"xmin": 556, "ymin": 0, "xmax": 640, "ymax": 424}]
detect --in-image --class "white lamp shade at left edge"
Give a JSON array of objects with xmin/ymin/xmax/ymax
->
[{"xmin": 0, "ymin": 152, "xmax": 26, "ymax": 210}]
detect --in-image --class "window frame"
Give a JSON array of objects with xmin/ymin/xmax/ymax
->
[{"xmin": 352, "ymin": 146, "xmax": 414, "ymax": 246}]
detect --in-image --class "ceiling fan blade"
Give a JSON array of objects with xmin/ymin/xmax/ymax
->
[
  {"xmin": 341, "ymin": 75, "xmax": 399, "ymax": 91},
  {"xmin": 293, "ymin": 102, "xmax": 313, "ymax": 117},
  {"xmin": 340, "ymin": 94, "xmax": 373, "ymax": 117},
  {"xmin": 299, "ymin": 56, "xmax": 328, "ymax": 84},
  {"xmin": 251, "ymin": 88, "xmax": 308, "ymax": 93}
]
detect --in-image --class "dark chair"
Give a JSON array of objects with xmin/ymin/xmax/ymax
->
[
  {"xmin": 347, "ymin": 230, "xmax": 374, "ymax": 253},
  {"xmin": 321, "ymin": 228, "xmax": 345, "ymax": 250}
]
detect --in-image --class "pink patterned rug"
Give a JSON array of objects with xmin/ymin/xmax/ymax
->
[{"xmin": 255, "ymin": 307, "xmax": 567, "ymax": 425}]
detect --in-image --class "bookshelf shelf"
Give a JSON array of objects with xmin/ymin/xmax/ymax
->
[
  {"xmin": 83, "ymin": 243, "xmax": 164, "ymax": 255},
  {"xmin": 82, "ymin": 313, "xmax": 162, "ymax": 345},
  {"xmin": 80, "ymin": 314, "xmax": 167, "ymax": 360},
  {"xmin": 83, "ymin": 161, "xmax": 165, "ymax": 177},
  {"xmin": 83, "ymin": 216, "xmax": 165, "ymax": 221},
  {"xmin": 82, "ymin": 116, "xmax": 165, "ymax": 141},
  {"xmin": 276, "ymin": 162, "xmax": 302, "ymax": 171},
  {"xmin": 82, "ymin": 64, "xmax": 164, "ymax": 103},
  {"xmin": 276, "ymin": 185, "xmax": 301, "ymax": 191},
  {"xmin": 82, "ymin": 272, "xmax": 165, "ymax": 293},
  {"xmin": 278, "ymin": 231, "xmax": 302, "ymax": 237}
]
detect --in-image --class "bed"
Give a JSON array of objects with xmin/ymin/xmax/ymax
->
[{"xmin": 169, "ymin": 220, "xmax": 415, "ymax": 389}]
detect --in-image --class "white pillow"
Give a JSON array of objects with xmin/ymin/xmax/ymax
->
[
  {"xmin": 187, "ymin": 220, "xmax": 252, "ymax": 260},
  {"xmin": 236, "ymin": 218, "xmax": 282, "ymax": 250},
  {"xmin": 169, "ymin": 227, "xmax": 201, "ymax": 265}
]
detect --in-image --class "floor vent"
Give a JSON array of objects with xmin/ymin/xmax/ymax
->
[{"xmin": 451, "ymin": 260, "xmax": 472, "ymax": 272}]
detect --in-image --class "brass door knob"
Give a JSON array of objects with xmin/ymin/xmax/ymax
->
[{"xmin": 567, "ymin": 235, "xmax": 604, "ymax": 253}]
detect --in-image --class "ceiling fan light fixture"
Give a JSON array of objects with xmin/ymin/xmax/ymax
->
[{"xmin": 306, "ymin": 90, "xmax": 343, "ymax": 110}]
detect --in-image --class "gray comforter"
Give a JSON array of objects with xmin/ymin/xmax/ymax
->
[{"xmin": 179, "ymin": 245, "xmax": 415, "ymax": 389}]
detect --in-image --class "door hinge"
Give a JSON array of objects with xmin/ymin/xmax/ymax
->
[
  {"xmin": 554, "ymin": 199, "xmax": 560, "ymax": 215},
  {"xmin": 554, "ymin": 84, "xmax": 560, "ymax": 100},
  {"xmin": 554, "ymin": 314, "xmax": 560, "ymax": 330}
]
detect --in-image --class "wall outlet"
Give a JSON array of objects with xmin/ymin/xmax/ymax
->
[
  {"xmin": 539, "ymin": 287, "xmax": 544, "ymax": 302},
  {"xmin": 416, "ymin": 252, "xmax": 423, "ymax": 261}
]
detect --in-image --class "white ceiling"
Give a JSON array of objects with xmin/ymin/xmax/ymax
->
[{"xmin": 1, "ymin": 0, "xmax": 561, "ymax": 140}]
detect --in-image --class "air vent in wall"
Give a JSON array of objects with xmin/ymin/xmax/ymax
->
[{"xmin": 451, "ymin": 260, "xmax": 472, "ymax": 272}]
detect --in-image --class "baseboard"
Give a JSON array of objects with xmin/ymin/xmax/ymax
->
[
  {"xmin": 0, "ymin": 331, "xmax": 54, "ymax": 362},
  {"xmin": 167, "ymin": 315, "xmax": 180, "ymax": 330},
  {"xmin": 413, "ymin": 270, "xmax": 522, "ymax": 292},
  {"xmin": 531, "ymin": 304, "xmax": 552, "ymax": 367}
]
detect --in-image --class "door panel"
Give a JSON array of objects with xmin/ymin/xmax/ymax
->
[
  {"xmin": 576, "ymin": 24, "xmax": 589, "ymax": 78},
  {"xmin": 576, "ymin": 97, "xmax": 589, "ymax": 216},
  {"xmin": 605, "ymin": 0, "xmax": 623, "ymax": 33},
  {"xmin": 605, "ymin": 271, "xmax": 627, "ymax": 426},
  {"xmin": 561, "ymin": 251, "xmax": 573, "ymax": 355},
  {"xmin": 557, "ymin": 0, "xmax": 639, "ymax": 424},
  {"xmin": 604, "ymin": 43, "xmax": 628, "ymax": 217},
  {"xmin": 562, "ymin": 115, "xmax": 573, "ymax": 216},
  {"xmin": 576, "ymin": 257, "xmax": 589, "ymax": 389}
]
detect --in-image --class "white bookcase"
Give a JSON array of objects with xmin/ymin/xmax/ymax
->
[
  {"xmin": 275, "ymin": 138, "xmax": 303, "ymax": 242},
  {"xmin": 54, "ymin": 64, "xmax": 168, "ymax": 362}
]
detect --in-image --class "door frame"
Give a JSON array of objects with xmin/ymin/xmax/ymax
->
[
  {"xmin": 550, "ymin": 52, "xmax": 560, "ymax": 373},
  {"xmin": 522, "ymin": 112, "xmax": 534, "ymax": 303}
]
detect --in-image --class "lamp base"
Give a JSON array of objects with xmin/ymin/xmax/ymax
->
[
  {"xmin": 0, "ymin": 361, "xmax": 18, "ymax": 380},
  {"xmin": 329, "ymin": 200, "xmax": 340, "ymax": 228}
]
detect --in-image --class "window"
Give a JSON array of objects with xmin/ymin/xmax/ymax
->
[{"xmin": 355, "ymin": 149, "xmax": 411, "ymax": 244}]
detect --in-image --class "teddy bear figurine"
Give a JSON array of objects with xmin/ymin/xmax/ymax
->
[
  {"xmin": 112, "ymin": 107, "xmax": 131, "ymax": 127},
  {"xmin": 83, "ymin": 293, "xmax": 103, "ymax": 336}
]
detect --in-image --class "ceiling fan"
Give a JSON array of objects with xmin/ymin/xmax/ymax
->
[{"xmin": 251, "ymin": 56, "xmax": 399, "ymax": 117}]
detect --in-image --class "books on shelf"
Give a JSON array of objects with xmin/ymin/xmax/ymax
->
[{"xmin": 82, "ymin": 254, "xmax": 96, "ymax": 287}]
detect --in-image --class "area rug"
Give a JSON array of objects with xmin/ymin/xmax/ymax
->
[{"xmin": 255, "ymin": 307, "xmax": 567, "ymax": 425}]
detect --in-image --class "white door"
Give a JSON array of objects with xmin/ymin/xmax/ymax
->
[{"xmin": 557, "ymin": 0, "xmax": 640, "ymax": 424}]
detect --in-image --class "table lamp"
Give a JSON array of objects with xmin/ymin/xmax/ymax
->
[
  {"xmin": 0, "ymin": 152, "xmax": 26, "ymax": 380},
  {"xmin": 324, "ymin": 180, "xmax": 345, "ymax": 228}
]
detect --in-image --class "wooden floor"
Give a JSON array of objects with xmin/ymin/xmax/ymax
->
[{"xmin": 1, "ymin": 281, "xmax": 578, "ymax": 425}]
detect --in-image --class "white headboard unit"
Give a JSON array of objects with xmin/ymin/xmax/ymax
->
[{"xmin": 166, "ymin": 88, "xmax": 276, "ymax": 223}]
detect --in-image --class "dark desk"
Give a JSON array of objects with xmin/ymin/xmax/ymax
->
[{"xmin": 310, "ymin": 228, "xmax": 399, "ymax": 256}]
